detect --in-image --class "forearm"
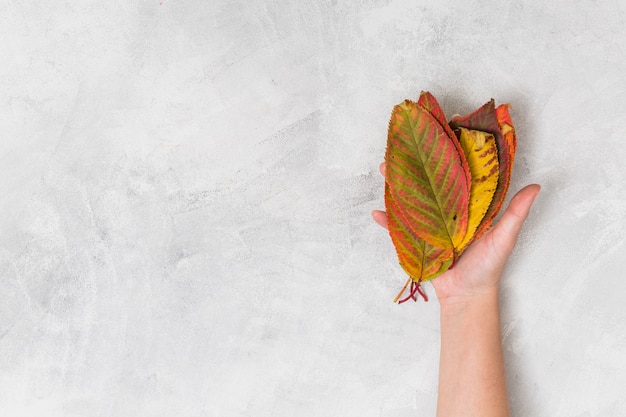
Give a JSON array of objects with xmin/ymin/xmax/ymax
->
[{"xmin": 436, "ymin": 289, "xmax": 509, "ymax": 417}]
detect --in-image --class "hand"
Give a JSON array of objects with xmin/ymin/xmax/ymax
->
[{"xmin": 372, "ymin": 163, "xmax": 540, "ymax": 305}]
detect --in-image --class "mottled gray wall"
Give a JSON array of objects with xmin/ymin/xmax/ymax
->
[{"xmin": 1, "ymin": 1, "xmax": 625, "ymax": 416}]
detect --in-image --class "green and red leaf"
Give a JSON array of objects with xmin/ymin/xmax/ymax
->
[
  {"xmin": 417, "ymin": 92, "xmax": 472, "ymax": 195},
  {"xmin": 385, "ymin": 184, "xmax": 453, "ymax": 281},
  {"xmin": 385, "ymin": 100, "xmax": 470, "ymax": 251}
]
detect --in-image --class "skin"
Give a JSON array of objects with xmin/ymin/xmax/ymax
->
[{"xmin": 372, "ymin": 163, "xmax": 540, "ymax": 417}]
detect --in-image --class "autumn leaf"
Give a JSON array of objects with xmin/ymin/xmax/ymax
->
[
  {"xmin": 385, "ymin": 183, "xmax": 453, "ymax": 282},
  {"xmin": 387, "ymin": 183, "xmax": 453, "ymax": 303},
  {"xmin": 385, "ymin": 100, "xmax": 470, "ymax": 252},
  {"xmin": 450, "ymin": 100, "xmax": 516, "ymax": 241},
  {"xmin": 496, "ymin": 103, "xmax": 517, "ymax": 178},
  {"xmin": 455, "ymin": 127, "xmax": 499, "ymax": 252},
  {"xmin": 417, "ymin": 92, "xmax": 472, "ymax": 195}
]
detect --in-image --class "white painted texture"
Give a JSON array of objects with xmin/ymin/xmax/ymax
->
[{"xmin": 1, "ymin": 1, "xmax": 625, "ymax": 416}]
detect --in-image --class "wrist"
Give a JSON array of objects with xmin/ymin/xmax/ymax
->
[{"xmin": 438, "ymin": 287, "xmax": 500, "ymax": 316}]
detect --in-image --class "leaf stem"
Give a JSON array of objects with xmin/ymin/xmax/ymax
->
[
  {"xmin": 393, "ymin": 277, "xmax": 413, "ymax": 303},
  {"xmin": 398, "ymin": 279, "xmax": 428, "ymax": 304}
]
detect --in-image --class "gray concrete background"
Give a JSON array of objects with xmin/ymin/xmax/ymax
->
[{"xmin": 1, "ymin": 1, "xmax": 625, "ymax": 416}]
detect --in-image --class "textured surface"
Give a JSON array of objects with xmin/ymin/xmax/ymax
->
[{"xmin": 1, "ymin": 1, "xmax": 626, "ymax": 416}]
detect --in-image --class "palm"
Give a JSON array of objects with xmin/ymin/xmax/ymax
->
[
  {"xmin": 429, "ymin": 227, "xmax": 510, "ymax": 301},
  {"xmin": 373, "ymin": 163, "xmax": 539, "ymax": 302}
]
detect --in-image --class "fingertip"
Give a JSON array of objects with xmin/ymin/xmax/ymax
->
[
  {"xmin": 524, "ymin": 184, "xmax": 541, "ymax": 205},
  {"xmin": 371, "ymin": 210, "xmax": 389, "ymax": 229},
  {"xmin": 531, "ymin": 184, "xmax": 541, "ymax": 203},
  {"xmin": 514, "ymin": 184, "xmax": 541, "ymax": 206},
  {"xmin": 379, "ymin": 162, "xmax": 386, "ymax": 177},
  {"xmin": 527, "ymin": 183, "xmax": 541, "ymax": 195}
]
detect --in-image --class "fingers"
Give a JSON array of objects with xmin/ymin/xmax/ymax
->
[
  {"xmin": 491, "ymin": 184, "xmax": 541, "ymax": 248},
  {"xmin": 374, "ymin": 163, "xmax": 389, "ymax": 229},
  {"xmin": 371, "ymin": 210, "xmax": 389, "ymax": 229}
]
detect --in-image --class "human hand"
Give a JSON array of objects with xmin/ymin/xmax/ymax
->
[{"xmin": 372, "ymin": 163, "xmax": 540, "ymax": 306}]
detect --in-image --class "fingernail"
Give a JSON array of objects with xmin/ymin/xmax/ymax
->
[{"xmin": 531, "ymin": 187, "xmax": 541, "ymax": 203}]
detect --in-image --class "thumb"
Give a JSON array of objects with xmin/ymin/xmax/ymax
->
[{"xmin": 491, "ymin": 184, "xmax": 541, "ymax": 250}]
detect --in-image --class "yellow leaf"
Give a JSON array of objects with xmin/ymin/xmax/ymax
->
[{"xmin": 456, "ymin": 127, "xmax": 499, "ymax": 252}]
